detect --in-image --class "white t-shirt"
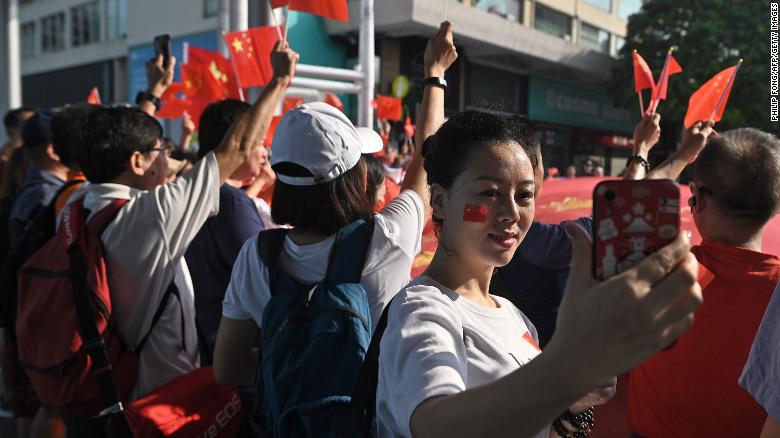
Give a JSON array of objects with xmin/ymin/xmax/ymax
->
[
  {"xmin": 223, "ymin": 189, "xmax": 425, "ymax": 332},
  {"xmin": 72, "ymin": 153, "xmax": 220, "ymax": 398},
  {"xmin": 376, "ymin": 276, "xmax": 544, "ymax": 438}
]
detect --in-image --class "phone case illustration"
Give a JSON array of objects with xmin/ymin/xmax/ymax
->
[{"xmin": 593, "ymin": 180, "xmax": 680, "ymax": 280}]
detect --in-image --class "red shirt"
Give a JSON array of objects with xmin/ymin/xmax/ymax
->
[{"xmin": 629, "ymin": 240, "xmax": 780, "ymax": 438}]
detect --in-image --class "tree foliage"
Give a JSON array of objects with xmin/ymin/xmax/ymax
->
[{"xmin": 610, "ymin": 0, "xmax": 775, "ymax": 135}]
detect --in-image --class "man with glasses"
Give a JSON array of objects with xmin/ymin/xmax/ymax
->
[
  {"xmin": 629, "ymin": 127, "xmax": 780, "ymax": 438},
  {"xmin": 58, "ymin": 42, "xmax": 298, "ymax": 435}
]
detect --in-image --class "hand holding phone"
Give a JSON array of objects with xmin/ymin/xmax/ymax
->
[
  {"xmin": 592, "ymin": 180, "xmax": 681, "ymax": 280},
  {"xmin": 153, "ymin": 34, "xmax": 171, "ymax": 69}
]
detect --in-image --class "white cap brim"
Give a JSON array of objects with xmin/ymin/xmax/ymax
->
[{"xmin": 356, "ymin": 127, "xmax": 384, "ymax": 154}]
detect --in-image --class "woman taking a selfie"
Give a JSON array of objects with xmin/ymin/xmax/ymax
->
[{"xmin": 375, "ymin": 22, "xmax": 703, "ymax": 438}]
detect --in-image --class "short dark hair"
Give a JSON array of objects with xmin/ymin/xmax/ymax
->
[
  {"xmin": 51, "ymin": 104, "xmax": 98, "ymax": 168},
  {"xmin": 422, "ymin": 111, "xmax": 538, "ymax": 191},
  {"xmin": 78, "ymin": 107, "xmax": 163, "ymax": 183},
  {"xmin": 271, "ymin": 162, "xmax": 373, "ymax": 235},
  {"xmin": 198, "ymin": 99, "xmax": 251, "ymax": 158},
  {"xmin": 693, "ymin": 128, "xmax": 780, "ymax": 224},
  {"xmin": 361, "ymin": 154, "xmax": 386, "ymax": 208},
  {"xmin": 3, "ymin": 107, "xmax": 35, "ymax": 129}
]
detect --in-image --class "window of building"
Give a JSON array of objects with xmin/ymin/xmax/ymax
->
[
  {"xmin": 583, "ymin": 0, "xmax": 611, "ymax": 12},
  {"xmin": 72, "ymin": 1, "xmax": 101, "ymax": 47},
  {"xmin": 106, "ymin": 0, "xmax": 127, "ymax": 39},
  {"xmin": 41, "ymin": 12, "xmax": 65, "ymax": 52},
  {"xmin": 619, "ymin": 0, "xmax": 642, "ymax": 20},
  {"xmin": 205, "ymin": 0, "xmax": 219, "ymax": 17},
  {"xmin": 579, "ymin": 21, "xmax": 610, "ymax": 53},
  {"xmin": 21, "ymin": 21, "xmax": 36, "ymax": 58},
  {"xmin": 534, "ymin": 4, "xmax": 572, "ymax": 41},
  {"xmin": 613, "ymin": 36, "xmax": 626, "ymax": 56},
  {"xmin": 474, "ymin": 0, "xmax": 522, "ymax": 22}
]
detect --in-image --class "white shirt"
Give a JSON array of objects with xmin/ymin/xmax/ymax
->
[
  {"xmin": 223, "ymin": 190, "xmax": 425, "ymax": 332},
  {"xmin": 376, "ymin": 276, "xmax": 544, "ymax": 438},
  {"xmin": 74, "ymin": 153, "xmax": 220, "ymax": 398}
]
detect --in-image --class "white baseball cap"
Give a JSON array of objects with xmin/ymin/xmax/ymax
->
[{"xmin": 271, "ymin": 101, "xmax": 383, "ymax": 185}]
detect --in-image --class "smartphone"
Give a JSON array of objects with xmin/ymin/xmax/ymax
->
[
  {"xmin": 153, "ymin": 34, "xmax": 172, "ymax": 69},
  {"xmin": 592, "ymin": 179, "xmax": 680, "ymax": 280}
]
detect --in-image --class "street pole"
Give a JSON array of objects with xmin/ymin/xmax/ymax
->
[
  {"xmin": 230, "ymin": 0, "xmax": 248, "ymax": 32},
  {"xmin": 218, "ymin": 0, "xmax": 230, "ymax": 57},
  {"xmin": 6, "ymin": 0, "xmax": 21, "ymax": 108},
  {"xmin": 358, "ymin": 0, "xmax": 374, "ymax": 128}
]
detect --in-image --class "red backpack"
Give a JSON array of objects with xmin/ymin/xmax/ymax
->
[{"xmin": 15, "ymin": 198, "xmax": 137, "ymax": 416}]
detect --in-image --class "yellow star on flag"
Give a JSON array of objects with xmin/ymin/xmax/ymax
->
[
  {"xmin": 231, "ymin": 38, "xmax": 244, "ymax": 53},
  {"xmin": 209, "ymin": 61, "xmax": 228, "ymax": 83}
]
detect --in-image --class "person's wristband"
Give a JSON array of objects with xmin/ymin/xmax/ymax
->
[
  {"xmin": 424, "ymin": 76, "xmax": 447, "ymax": 91},
  {"xmin": 626, "ymin": 155, "xmax": 650, "ymax": 172},
  {"xmin": 135, "ymin": 91, "xmax": 161, "ymax": 111}
]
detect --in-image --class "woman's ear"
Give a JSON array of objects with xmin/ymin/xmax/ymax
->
[{"xmin": 430, "ymin": 183, "xmax": 448, "ymax": 221}]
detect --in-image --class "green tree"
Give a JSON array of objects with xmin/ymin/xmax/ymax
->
[{"xmin": 610, "ymin": 0, "xmax": 775, "ymax": 136}]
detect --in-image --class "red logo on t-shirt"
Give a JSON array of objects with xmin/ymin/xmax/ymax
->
[{"xmin": 522, "ymin": 331, "xmax": 540, "ymax": 351}]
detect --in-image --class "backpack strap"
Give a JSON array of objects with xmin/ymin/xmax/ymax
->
[
  {"xmin": 134, "ymin": 283, "xmax": 179, "ymax": 353},
  {"xmin": 256, "ymin": 229, "xmax": 289, "ymax": 297},
  {"xmin": 325, "ymin": 218, "xmax": 376, "ymax": 284},
  {"xmin": 65, "ymin": 199, "xmax": 128, "ymax": 419},
  {"xmin": 343, "ymin": 295, "xmax": 393, "ymax": 438}
]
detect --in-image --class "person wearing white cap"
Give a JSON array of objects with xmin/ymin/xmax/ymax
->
[{"xmin": 211, "ymin": 21, "xmax": 458, "ymax": 417}]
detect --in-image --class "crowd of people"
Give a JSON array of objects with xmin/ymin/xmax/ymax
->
[{"xmin": 0, "ymin": 20, "xmax": 777, "ymax": 438}]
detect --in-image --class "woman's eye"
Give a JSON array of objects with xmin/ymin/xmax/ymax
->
[
  {"xmin": 517, "ymin": 191, "xmax": 534, "ymax": 201},
  {"xmin": 481, "ymin": 189, "xmax": 499, "ymax": 197}
]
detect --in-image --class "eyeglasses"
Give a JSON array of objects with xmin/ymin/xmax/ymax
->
[
  {"xmin": 690, "ymin": 180, "xmax": 714, "ymax": 197},
  {"xmin": 144, "ymin": 144, "xmax": 172, "ymax": 156}
]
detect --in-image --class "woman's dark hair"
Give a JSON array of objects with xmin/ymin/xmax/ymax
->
[
  {"xmin": 78, "ymin": 107, "xmax": 163, "ymax": 184},
  {"xmin": 198, "ymin": 99, "xmax": 251, "ymax": 158},
  {"xmin": 361, "ymin": 154, "xmax": 386, "ymax": 208},
  {"xmin": 271, "ymin": 162, "xmax": 373, "ymax": 235},
  {"xmin": 422, "ymin": 111, "xmax": 538, "ymax": 191}
]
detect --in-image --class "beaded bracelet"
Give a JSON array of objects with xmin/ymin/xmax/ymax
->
[
  {"xmin": 553, "ymin": 406, "xmax": 595, "ymax": 437},
  {"xmin": 627, "ymin": 155, "xmax": 650, "ymax": 172},
  {"xmin": 552, "ymin": 417, "xmax": 587, "ymax": 438}
]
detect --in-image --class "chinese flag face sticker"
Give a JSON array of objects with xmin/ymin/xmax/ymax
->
[{"xmin": 463, "ymin": 204, "xmax": 488, "ymax": 222}]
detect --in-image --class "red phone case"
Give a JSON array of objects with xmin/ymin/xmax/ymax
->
[{"xmin": 592, "ymin": 180, "xmax": 681, "ymax": 280}]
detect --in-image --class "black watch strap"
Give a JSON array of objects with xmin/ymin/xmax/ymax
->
[
  {"xmin": 135, "ymin": 91, "xmax": 161, "ymax": 111},
  {"xmin": 424, "ymin": 76, "xmax": 447, "ymax": 90}
]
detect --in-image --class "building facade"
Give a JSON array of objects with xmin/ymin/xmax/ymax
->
[{"xmin": 9, "ymin": 0, "xmax": 643, "ymax": 173}]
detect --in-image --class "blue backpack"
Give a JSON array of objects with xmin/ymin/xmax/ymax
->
[{"xmin": 255, "ymin": 219, "xmax": 375, "ymax": 437}]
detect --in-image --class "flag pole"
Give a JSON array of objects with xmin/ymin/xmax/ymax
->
[
  {"xmin": 650, "ymin": 47, "xmax": 673, "ymax": 114},
  {"xmin": 283, "ymin": 7, "xmax": 291, "ymax": 45},
  {"xmin": 268, "ymin": 0, "xmax": 284, "ymax": 41},
  {"xmin": 708, "ymin": 59, "xmax": 743, "ymax": 125},
  {"xmin": 638, "ymin": 92, "xmax": 644, "ymax": 116},
  {"xmin": 443, "ymin": 0, "xmax": 448, "ymax": 21},
  {"xmin": 222, "ymin": 30, "xmax": 246, "ymax": 102}
]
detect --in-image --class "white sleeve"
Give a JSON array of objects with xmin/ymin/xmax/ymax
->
[
  {"xmin": 147, "ymin": 152, "xmax": 220, "ymax": 261},
  {"xmin": 372, "ymin": 190, "xmax": 425, "ymax": 265},
  {"xmin": 377, "ymin": 286, "xmax": 468, "ymax": 437},
  {"xmin": 223, "ymin": 236, "xmax": 270, "ymax": 323}
]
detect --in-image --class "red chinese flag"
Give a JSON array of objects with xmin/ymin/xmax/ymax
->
[
  {"xmin": 404, "ymin": 117, "xmax": 415, "ymax": 138},
  {"xmin": 87, "ymin": 87, "xmax": 102, "ymax": 105},
  {"xmin": 264, "ymin": 115, "xmax": 283, "ymax": 147},
  {"xmin": 632, "ymin": 51, "xmax": 655, "ymax": 93},
  {"xmin": 462, "ymin": 204, "xmax": 488, "ymax": 222},
  {"xmin": 655, "ymin": 54, "xmax": 683, "ymax": 101},
  {"xmin": 225, "ymin": 26, "xmax": 281, "ymax": 88},
  {"xmin": 283, "ymin": 96, "xmax": 305, "ymax": 113},
  {"xmin": 684, "ymin": 65, "xmax": 738, "ymax": 128},
  {"xmin": 160, "ymin": 82, "xmax": 184, "ymax": 101},
  {"xmin": 156, "ymin": 98, "xmax": 189, "ymax": 119},
  {"xmin": 288, "ymin": 0, "xmax": 348, "ymax": 22},
  {"xmin": 372, "ymin": 95, "xmax": 402, "ymax": 121},
  {"xmin": 271, "ymin": 0, "xmax": 289, "ymax": 7},
  {"xmin": 324, "ymin": 93, "xmax": 344, "ymax": 112},
  {"xmin": 186, "ymin": 46, "xmax": 241, "ymax": 100}
]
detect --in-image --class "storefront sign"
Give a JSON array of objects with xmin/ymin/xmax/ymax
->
[{"xmin": 528, "ymin": 76, "xmax": 637, "ymax": 133}]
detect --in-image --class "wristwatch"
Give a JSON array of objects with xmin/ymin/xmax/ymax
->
[
  {"xmin": 424, "ymin": 76, "xmax": 448, "ymax": 91},
  {"xmin": 135, "ymin": 91, "xmax": 162, "ymax": 111}
]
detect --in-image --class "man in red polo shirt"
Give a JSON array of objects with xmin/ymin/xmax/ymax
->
[{"xmin": 629, "ymin": 127, "xmax": 780, "ymax": 437}]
